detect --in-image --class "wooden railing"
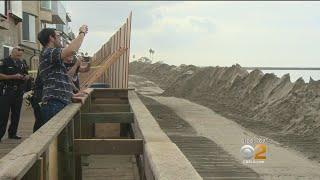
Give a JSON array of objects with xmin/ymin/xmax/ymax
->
[
  {"xmin": 0, "ymin": 88, "xmax": 202, "ymax": 180},
  {"xmin": 0, "ymin": 93, "xmax": 86, "ymax": 180}
]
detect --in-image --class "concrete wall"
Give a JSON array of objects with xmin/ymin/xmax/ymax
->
[{"xmin": 128, "ymin": 91, "xmax": 202, "ymax": 180}]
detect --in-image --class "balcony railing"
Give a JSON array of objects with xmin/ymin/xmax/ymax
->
[
  {"xmin": 66, "ymin": 12, "xmax": 71, "ymax": 22},
  {"xmin": 40, "ymin": 0, "xmax": 51, "ymax": 11},
  {"xmin": 51, "ymin": 1, "xmax": 66, "ymax": 24}
]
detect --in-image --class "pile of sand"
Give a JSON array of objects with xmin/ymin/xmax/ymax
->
[{"xmin": 129, "ymin": 61, "xmax": 320, "ymax": 139}]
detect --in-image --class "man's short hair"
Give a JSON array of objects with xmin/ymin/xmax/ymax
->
[{"xmin": 38, "ymin": 28, "xmax": 56, "ymax": 47}]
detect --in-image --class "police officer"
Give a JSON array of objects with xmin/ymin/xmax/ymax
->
[{"xmin": 0, "ymin": 46, "xmax": 30, "ymax": 142}]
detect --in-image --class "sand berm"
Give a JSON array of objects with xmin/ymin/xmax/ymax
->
[{"xmin": 129, "ymin": 60, "xmax": 320, "ymax": 162}]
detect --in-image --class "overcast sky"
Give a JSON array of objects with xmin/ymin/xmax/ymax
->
[{"xmin": 65, "ymin": 1, "xmax": 320, "ymax": 67}]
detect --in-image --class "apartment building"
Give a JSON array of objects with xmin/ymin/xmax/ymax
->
[
  {"xmin": 0, "ymin": 0, "xmax": 74, "ymax": 75},
  {"xmin": 0, "ymin": 1, "xmax": 22, "ymax": 58}
]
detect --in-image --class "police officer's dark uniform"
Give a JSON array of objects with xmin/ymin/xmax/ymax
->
[{"xmin": 0, "ymin": 56, "xmax": 29, "ymax": 141}]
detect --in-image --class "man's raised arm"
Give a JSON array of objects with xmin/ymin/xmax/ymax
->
[{"xmin": 61, "ymin": 25, "xmax": 88, "ymax": 60}]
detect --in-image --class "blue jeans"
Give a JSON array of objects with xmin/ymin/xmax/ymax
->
[{"xmin": 41, "ymin": 99, "xmax": 67, "ymax": 126}]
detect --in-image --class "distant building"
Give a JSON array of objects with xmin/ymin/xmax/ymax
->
[{"xmin": 0, "ymin": 0, "xmax": 74, "ymax": 77}]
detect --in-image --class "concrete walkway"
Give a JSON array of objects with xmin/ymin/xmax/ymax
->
[
  {"xmin": 129, "ymin": 75, "xmax": 320, "ymax": 180},
  {"xmin": 139, "ymin": 94, "xmax": 261, "ymax": 179}
]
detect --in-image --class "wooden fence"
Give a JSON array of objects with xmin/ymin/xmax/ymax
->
[{"xmin": 80, "ymin": 12, "xmax": 132, "ymax": 88}]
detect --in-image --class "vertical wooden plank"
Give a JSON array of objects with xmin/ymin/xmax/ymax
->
[
  {"xmin": 108, "ymin": 36, "xmax": 112, "ymax": 87},
  {"xmin": 110, "ymin": 34, "xmax": 114, "ymax": 88},
  {"xmin": 120, "ymin": 25, "xmax": 129, "ymax": 134},
  {"xmin": 58, "ymin": 120, "xmax": 76, "ymax": 180},
  {"xmin": 112, "ymin": 32, "xmax": 116, "ymax": 88},
  {"xmin": 124, "ymin": 13, "xmax": 132, "ymax": 88},
  {"xmin": 102, "ymin": 44, "xmax": 105, "ymax": 59},
  {"xmin": 74, "ymin": 111, "xmax": 81, "ymax": 139},
  {"xmin": 112, "ymin": 34, "xmax": 116, "ymax": 88},
  {"xmin": 21, "ymin": 159, "xmax": 42, "ymax": 180},
  {"xmin": 103, "ymin": 43, "xmax": 107, "ymax": 83},
  {"xmin": 40, "ymin": 157, "xmax": 44, "ymax": 180},
  {"xmin": 123, "ymin": 23, "xmax": 128, "ymax": 88},
  {"xmin": 81, "ymin": 93, "xmax": 92, "ymax": 139},
  {"xmin": 75, "ymin": 155, "xmax": 82, "ymax": 180},
  {"xmin": 75, "ymin": 113, "xmax": 82, "ymax": 180},
  {"xmin": 119, "ymin": 27, "xmax": 124, "ymax": 88},
  {"xmin": 118, "ymin": 29, "xmax": 121, "ymax": 88},
  {"xmin": 127, "ymin": 13, "xmax": 132, "ymax": 88},
  {"xmin": 41, "ymin": 150, "xmax": 49, "ymax": 180},
  {"xmin": 88, "ymin": 92, "xmax": 94, "ymax": 138},
  {"xmin": 49, "ymin": 137, "xmax": 58, "ymax": 180},
  {"xmin": 69, "ymin": 120, "xmax": 75, "ymax": 180},
  {"xmin": 115, "ymin": 30, "xmax": 119, "ymax": 88},
  {"xmin": 122, "ymin": 24, "xmax": 126, "ymax": 88},
  {"xmin": 104, "ymin": 42, "xmax": 108, "ymax": 84},
  {"xmin": 111, "ymin": 35, "xmax": 115, "ymax": 87},
  {"xmin": 58, "ymin": 126, "xmax": 68, "ymax": 180}
]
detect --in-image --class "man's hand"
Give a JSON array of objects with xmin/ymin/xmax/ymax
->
[
  {"xmin": 75, "ymin": 58, "xmax": 81, "ymax": 67},
  {"xmin": 23, "ymin": 75, "xmax": 31, "ymax": 80},
  {"xmin": 72, "ymin": 92, "xmax": 87, "ymax": 104},
  {"xmin": 72, "ymin": 96, "xmax": 83, "ymax": 104},
  {"xmin": 73, "ymin": 92, "xmax": 87, "ymax": 97},
  {"xmin": 79, "ymin": 89, "xmax": 89, "ymax": 95},
  {"xmin": 10, "ymin": 74, "xmax": 24, "ymax": 80},
  {"xmin": 79, "ymin": 25, "xmax": 88, "ymax": 34}
]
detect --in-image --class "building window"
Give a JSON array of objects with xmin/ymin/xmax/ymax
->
[
  {"xmin": 40, "ymin": 0, "xmax": 51, "ymax": 10},
  {"xmin": 0, "ymin": 1, "xmax": 4, "ymax": 16},
  {"xmin": 3, "ymin": 45, "xmax": 11, "ymax": 58},
  {"xmin": 45, "ymin": 23, "xmax": 56, "ymax": 29},
  {"xmin": 22, "ymin": 12, "xmax": 36, "ymax": 42},
  {"xmin": 41, "ymin": 21, "xmax": 46, "ymax": 29},
  {"xmin": 10, "ymin": 0, "xmax": 22, "ymax": 20},
  {"xmin": 56, "ymin": 24, "xmax": 64, "ymax": 32}
]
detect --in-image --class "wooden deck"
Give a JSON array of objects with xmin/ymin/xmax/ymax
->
[
  {"xmin": 82, "ymin": 155, "xmax": 139, "ymax": 180},
  {"xmin": 0, "ymin": 99, "xmax": 140, "ymax": 180},
  {"xmin": 0, "ymin": 89, "xmax": 202, "ymax": 180}
]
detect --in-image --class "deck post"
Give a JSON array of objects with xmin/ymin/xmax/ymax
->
[
  {"xmin": 58, "ymin": 120, "xmax": 75, "ymax": 180},
  {"xmin": 74, "ymin": 111, "xmax": 82, "ymax": 180},
  {"xmin": 41, "ymin": 150, "xmax": 49, "ymax": 180},
  {"xmin": 80, "ymin": 92, "xmax": 92, "ymax": 174},
  {"xmin": 74, "ymin": 111, "xmax": 81, "ymax": 140},
  {"xmin": 81, "ymin": 91, "xmax": 92, "ymax": 138},
  {"xmin": 69, "ymin": 119, "xmax": 76, "ymax": 180},
  {"xmin": 21, "ymin": 158, "xmax": 42, "ymax": 180},
  {"xmin": 77, "ymin": 93, "xmax": 93, "ymax": 180}
]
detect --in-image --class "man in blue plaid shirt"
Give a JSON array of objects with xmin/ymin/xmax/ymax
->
[{"xmin": 35, "ymin": 25, "xmax": 88, "ymax": 129}]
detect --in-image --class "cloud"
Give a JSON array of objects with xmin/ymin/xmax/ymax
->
[{"xmin": 66, "ymin": 1, "xmax": 320, "ymax": 67}]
